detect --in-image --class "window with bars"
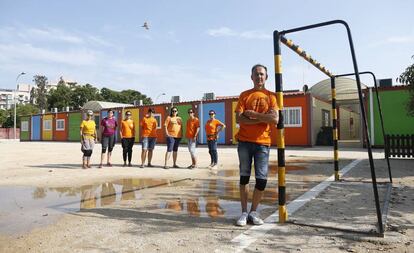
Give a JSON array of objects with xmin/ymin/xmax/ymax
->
[
  {"xmin": 43, "ymin": 119, "xmax": 52, "ymax": 131},
  {"xmin": 56, "ymin": 119, "xmax": 65, "ymax": 131},
  {"xmin": 21, "ymin": 121, "xmax": 29, "ymax": 132},
  {"xmin": 282, "ymin": 107, "xmax": 302, "ymax": 127},
  {"xmin": 153, "ymin": 114, "xmax": 162, "ymax": 129},
  {"xmin": 322, "ymin": 109, "xmax": 330, "ymax": 127}
]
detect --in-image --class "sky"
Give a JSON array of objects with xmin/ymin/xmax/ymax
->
[{"xmin": 0, "ymin": 0, "xmax": 413, "ymax": 103}]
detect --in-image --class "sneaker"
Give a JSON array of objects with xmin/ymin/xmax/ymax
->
[
  {"xmin": 139, "ymin": 164, "xmax": 144, "ymax": 168},
  {"xmin": 147, "ymin": 164, "xmax": 154, "ymax": 167},
  {"xmin": 248, "ymin": 211, "xmax": 264, "ymax": 225},
  {"xmin": 236, "ymin": 212, "xmax": 248, "ymax": 226}
]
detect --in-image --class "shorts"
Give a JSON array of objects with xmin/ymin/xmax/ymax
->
[
  {"xmin": 188, "ymin": 139, "xmax": 196, "ymax": 157},
  {"xmin": 81, "ymin": 138, "xmax": 95, "ymax": 151},
  {"xmin": 166, "ymin": 137, "xmax": 181, "ymax": 152},
  {"xmin": 142, "ymin": 137, "xmax": 157, "ymax": 150},
  {"xmin": 237, "ymin": 141, "xmax": 270, "ymax": 180},
  {"xmin": 101, "ymin": 135, "xmax": 115, "ymax": 153}
]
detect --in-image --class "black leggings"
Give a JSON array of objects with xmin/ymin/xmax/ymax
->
[{"xmin": 121, "ymin": 138, "xmax": 135, "ymax": 163}]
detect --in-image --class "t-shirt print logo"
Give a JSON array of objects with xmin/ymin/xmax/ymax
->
[{"xmin": 251, "ymin": 97, "xmax": 269, "ymax": 112}]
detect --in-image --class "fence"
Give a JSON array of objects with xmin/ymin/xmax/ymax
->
[
  {"xmin": 385, "ymin": 134, "xmax": 414, "ymax": 158},
  {"xmin": 0, "ymin": 128, "xmax": 20, "ymax": 139}
]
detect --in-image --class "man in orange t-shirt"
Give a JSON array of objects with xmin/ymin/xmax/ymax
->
[
  {"xmin": 186, "ymin": 108, "xmax": 200, "ymax": 169},
  {"xmin": 235, "ymin": 64, "xmax": 279, "ymax": 227},
  {"xmin": 140, "ymin": 108, "xmax": 158, "ymax": 168}
]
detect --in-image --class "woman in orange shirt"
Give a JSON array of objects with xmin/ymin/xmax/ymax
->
[
  {"xmin": 164, "ymin": 107, "xmax": 183, "ymax": 169},
  {"xmin": 205, "ymin": 110, "xmax": 225, "ymax": 168},
  {"xmin": 120, "ymin": 111, "xmax": 135, "ymax": 167}
]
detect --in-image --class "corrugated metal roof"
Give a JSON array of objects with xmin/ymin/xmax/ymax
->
[
  {"xmin": 309, "ymin": 77, "xmax": 368, "ymax": 101},
  {"xmin": 82, "ymin": 101, "xmax": 133, "ymax": 111}
]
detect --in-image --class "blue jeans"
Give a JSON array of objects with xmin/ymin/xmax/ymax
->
[
  {"xmin": 142, "ymin": 137, "xmax": 157, "ymax": 150},
  {"xmin": 188, "ymin": 139, "xmax": 197, "ymax": 158},
  {"xmin": 237, "ymin": 141, "xmax": 270, "ymax": 180},
  {"xmin": 207, "ymin": 140, "xmax": 218, "ymax": 164},
  {"xmin": 166, "ymin": 137, "xmax": 181, "ymax": 152}
]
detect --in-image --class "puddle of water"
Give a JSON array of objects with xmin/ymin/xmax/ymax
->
[
  {"xmin": 0, "ymin": 175, "xmax": 312, "ymax": 235},
  {"xmin": 153, "ymin": 179, "xmax": 310, "ymax": 219},
  {"xmin": 218, "ymin": 164, "xmax": 307, "ymax": 177},
  {"xmin": 0, "ymin": 178, "xmax": 170, "ymax": 235}
]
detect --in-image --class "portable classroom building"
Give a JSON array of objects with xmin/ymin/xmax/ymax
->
[
  {"xmin": 20, "ymin": 116, "xmax": 30, "ymax": 141},
  {"xmin": 41, "ymin": 114, "xmax": 53, "ymax": 141},
  {"xmin": 53, "ymin": 112, "xmax": 69, "ymax": 141},
  {"xmin": 31, "ymin": 115, "xmax": 41, "ymax": 141}
]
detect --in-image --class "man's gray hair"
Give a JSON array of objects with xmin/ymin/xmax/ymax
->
[{"xmin": 251, "ymin": 64, "xmax": 268, "ymax": 74}]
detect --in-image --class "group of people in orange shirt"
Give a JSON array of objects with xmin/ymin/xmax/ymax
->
[
  {"xmin": 80, "ymin": 64, "xmax": 279, "ymax": 226},
  {"xmin": 79, "ymin": 106, "xmax": 226, "ymax": 170}
]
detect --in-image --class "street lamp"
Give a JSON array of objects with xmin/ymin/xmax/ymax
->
[
  {"xmin": 14, "ymin": 72, "xmax": 26, "ymax": 140},
  {"xmin": 155, "ymin": 92, "xmax": 166, "ymax": 104}
]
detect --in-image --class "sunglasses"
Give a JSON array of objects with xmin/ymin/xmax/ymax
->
[
  {"xmin": 172, "ymin": 110, "xmax": 178, "ymax": 112},
  {"xmin": 126, "ymin": 114, "xmax": 132, "ymax": 116},
  {"xmin": 188, "ymin": 111, "xmax": 194, "ymax": 114},
  {"xmin": 209, "ymin": 113, "xmax": 214, "ymax": 115}
]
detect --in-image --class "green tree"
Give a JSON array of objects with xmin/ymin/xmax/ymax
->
[
  {"xmin": 70, "ymin": 83, "xmax": 102, "ymax": 109},
  {"xmin": 32, "ymin": 75, "xmax": 48, "ymax": 110},
  {"xmin": 47, "ymin": 77, "xmax": 73, "ymax": 111},
  {"xmin": 100, "ymin": 87, "xmax": 153, "ymax": 105},
  {"xmin": 0, "ymin": 109, "xmax": 8, "ymax": 127},
  {"xmin": 2, "ymin": 104, "xmax": 39, "ymax": 128},
  {"xmin": 397, "ymin": 56, "xmax": 414, "ymax": 116}
]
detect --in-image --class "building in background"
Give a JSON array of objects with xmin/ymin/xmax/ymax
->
[{"xmin": 0, "ymin": 84, "xmax": 32, "ymax": 110}]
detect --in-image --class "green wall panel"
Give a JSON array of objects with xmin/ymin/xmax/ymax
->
[
  {"xmin": 68, "ymin": 112, "xmax": 82, "ymax": 141},
  {"xmin": 369, "ymin": 89, "xmax": 414, "ymax": 145},
  {"xmin": 20, "ymin": 116, "xmax": 30, "ymax": 141},
  {"xmin": 175, "ymin": 104, "xmax": 192, "ymax": 144}
]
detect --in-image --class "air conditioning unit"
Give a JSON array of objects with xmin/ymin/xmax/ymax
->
[
  {"xmin": 203, "ymin": 92, "xmax": 215, "ymax": 100},
  {"xmin": 378, "ymin": 78, "xmax": 392, "ymax": 87},
  {"xmin": 52, "ymin": 108, "xmax": 58, "ymax": 113},
  {"xmin": 171, "ymin": 96, "xmax": 180, "ymax": 103}
]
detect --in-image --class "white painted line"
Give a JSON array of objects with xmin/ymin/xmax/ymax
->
[{"xmin": 223, "ymin": 159, "xmax": 363, "ymax": 253}]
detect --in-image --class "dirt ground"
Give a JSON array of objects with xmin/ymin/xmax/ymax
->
[{"xmin": 0, "ymin": 141, "xmax": 413, "ymax": 253}]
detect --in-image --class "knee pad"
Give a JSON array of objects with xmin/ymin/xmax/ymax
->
[
  {"xmin": 255, "ymin": 178, "xmax": 267, "ymax": 191},
  {"xmin": 108, "ymin": 147, "xmax": 113, "ymax": 153},
  {"xmin": 86, "ymin": 150, "xmax": 93, "ymax": 157},
  {"xmin": 240, "ymin": 176, "xmax": 250, "ymax": 185},
  {"xmin": 102, "ymin": 148, "xmax": 107, "ymax": 154}
]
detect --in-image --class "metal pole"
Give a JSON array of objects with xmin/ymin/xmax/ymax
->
[
  {"xmin": 279, "ymin": 19, "xmax": 384, "ymax": 235},
  {"xmin": 274, "ymin": 30, "xmax": 287, "ymax": 223},
  {"xmin": 14, "ymin": 72, "xmax": 26, "ymax": 140},
  {"xmin": 341, "ymin": 22, "xmax": 384, "ymax": 235},
  {"xmin": 280, "ymin": 36, "xmax": 333, "ymax": 78},
  {"xmin": 335, "ymin": 71, "xmax": 392, "ymax": 183},
  {"xmin": 331, "ymin": 77, "xmax": 339, "ymax": 181}
]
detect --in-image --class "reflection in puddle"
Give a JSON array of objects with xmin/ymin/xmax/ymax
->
[
  {"xmin": 0, "ymin": 175, "xmax": 312, "ymax": 234},
  {"xmin": 158, "ymin": 179, "xmax": 310, "ymax": 219},
  {"xmin": 0, "ymin": 178, "xmax": 172, "ymax": 235},
  {"xmin": 218, "ymin": 164, "xmax": 307, "ymax": 177}
]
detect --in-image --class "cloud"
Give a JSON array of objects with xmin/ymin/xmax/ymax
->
[
  {"xmin": 207, "ymin": 27, "xmax": 237, "ymax": 37},
  {"xmin": 206, "ymin": 26, "xmax": 270, "ymax": 40},
  {"xmin": 0, "ymin": 26, "xmax": 114, "ymax": 48},
  {"xmin": 0, "ymin": 43, "xmax": 99, "ymax": 65},
  {"xmin": 368, "ymin": 34, "xmax": 414, "ymax": 47}
]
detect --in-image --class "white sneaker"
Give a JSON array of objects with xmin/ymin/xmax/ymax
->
[
  {"xmin": 248, "ymin": 211, "xmax": 264, "ymax": 225},
  {"xmin": 236, "ymin": 212, "xmax": 248, "ymax": 226}
]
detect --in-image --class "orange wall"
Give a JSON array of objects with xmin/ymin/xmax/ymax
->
[
  {"xmin": 54, "ymin": 112, "xmax": 68, "ymax": 141},
  {"xmin": 270, "ymin": 94, "xmax": 311, "ymax": 146}
]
